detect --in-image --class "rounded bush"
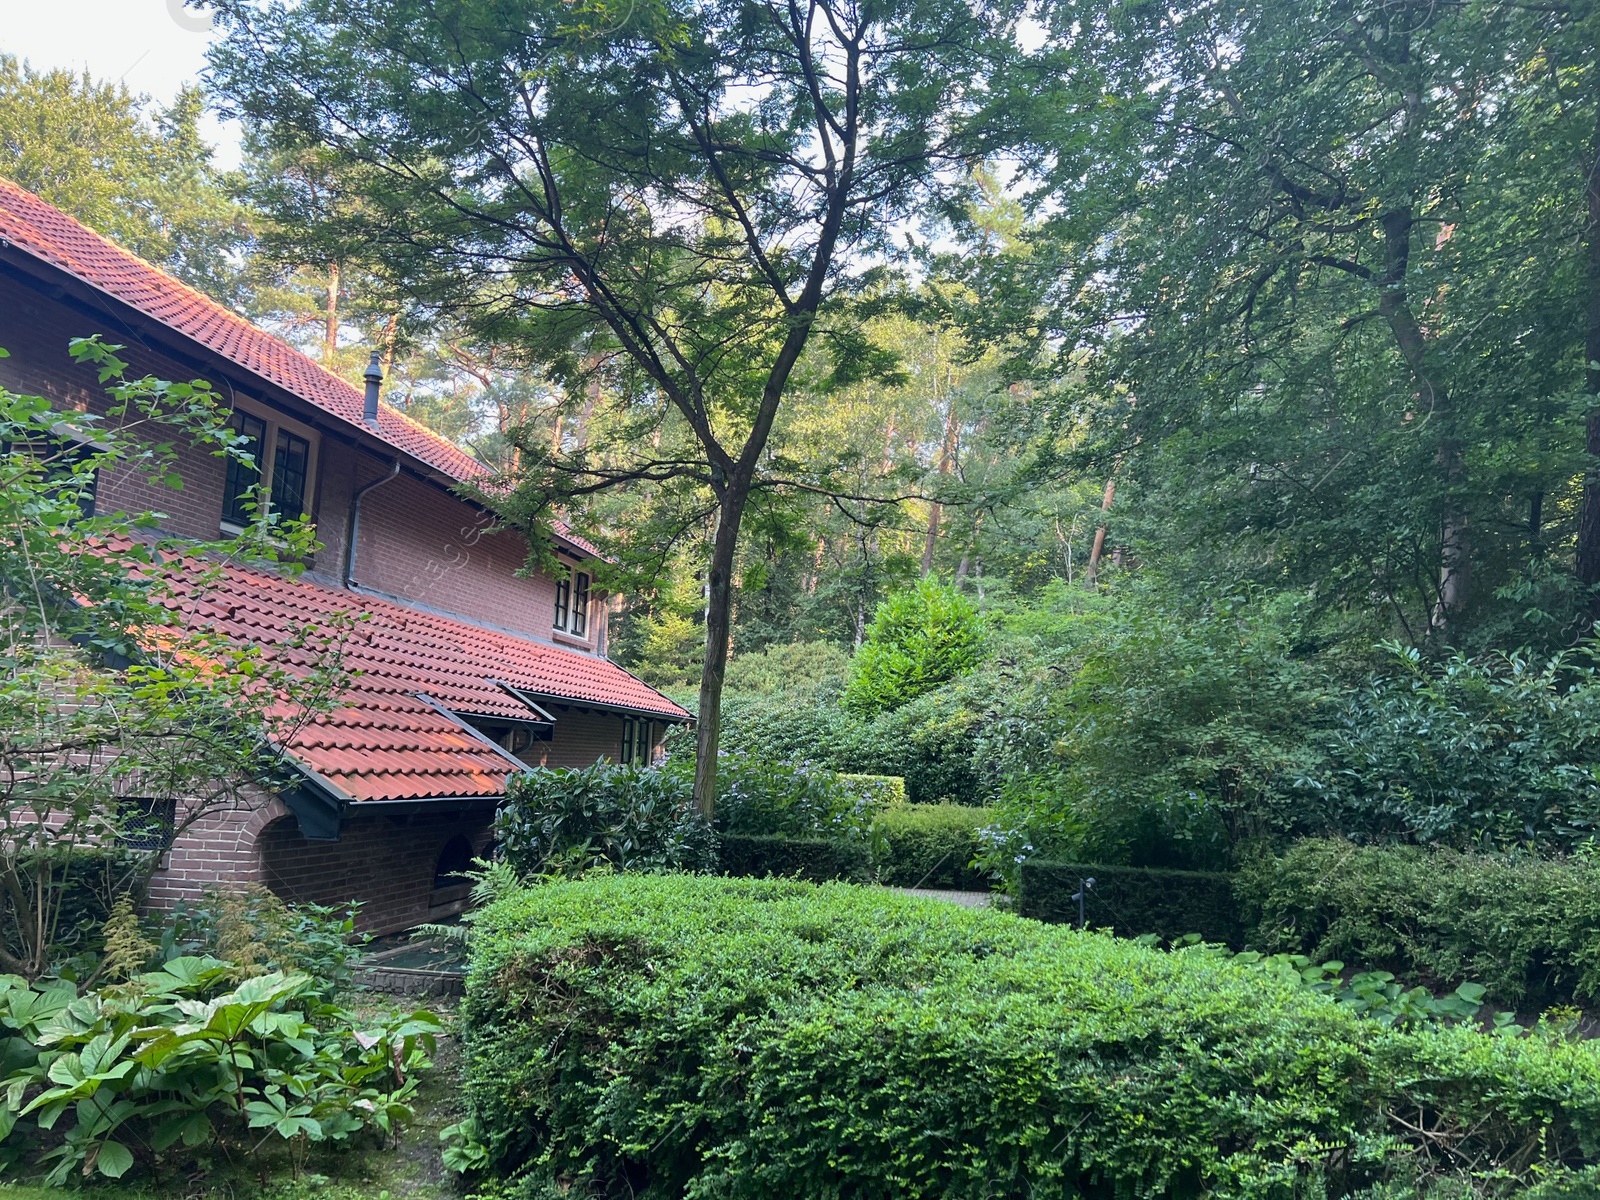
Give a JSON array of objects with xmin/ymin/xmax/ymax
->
[{"xmin": 461, "ymin": 875, "xmax": 1600, "ymax": 1199}]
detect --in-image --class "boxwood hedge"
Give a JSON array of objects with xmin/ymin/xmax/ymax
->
[
  {"xmin": 460, "ymin": 875, "xmax": 1600, "ymax": 1200},
  {"xmin": 1237, "ymin": 838, "xmax": 1600, "ymax": 1008},
  {"xmin": 1019, "ymin": 860, "xmax": 1243, "ymax": 944},
  {"xmin": 873, "ymin": 802, "xmax": 992, "ymax": 890},
  {"xmin": 717, "ymin": 832, "xmax": 874, "ymax": 882}
]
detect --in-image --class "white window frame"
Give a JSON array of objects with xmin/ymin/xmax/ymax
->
[
  {"xmin": 218, "ymin": 397, "xmax": 320, "ymax": 534},
  {"xmin": 553, "ymin": 561, "xmax": 593, "ymax": 642}
]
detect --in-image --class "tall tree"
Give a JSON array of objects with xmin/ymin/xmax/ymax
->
[
  {"xmin": 1002, "ymin": 0, "xmax": 1590, "ymax": 645},
  {"xmin": 204, "ymin": 0, "xmax": 1039, "ymax": 810},
  {"xmin": 0, "ymin": 58, "xmax": 247, "ymax": 302}
]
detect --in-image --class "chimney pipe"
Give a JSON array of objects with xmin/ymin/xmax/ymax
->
[{"xmin": 362, "ymin": 351, "xmax": 383, "ymax": 427}]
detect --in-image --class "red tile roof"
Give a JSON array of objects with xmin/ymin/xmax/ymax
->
[
  {"xmin": 0, "ymin": 176, "xmax": 603, "ymax": 560},
  {"xmin": 158, "ymin": 555, "xmax": 689, "ymax": 802}
]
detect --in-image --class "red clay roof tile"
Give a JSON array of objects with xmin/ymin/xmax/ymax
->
[{"xmin": 160, "ymin": 555, "xmax": 688, "ymax": 803}]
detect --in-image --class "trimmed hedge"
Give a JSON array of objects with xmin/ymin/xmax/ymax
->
[
  {"xmin": 1237, "ymin": 838, "xmax": 1600, "ymax": 1007},
  {"xmin": 1019, "ymin": 860, "xmax": 1243, "ymax": 944},
  {"xmin": 717, "ymin": 833, "xmax": 874, "ymax": 883},
  {"xmin": 462, "ymin": 875, "xmax": 1600, "ymax": 1199},
  {"xmin": 873, "ymin": 803, "xmax": 992, "ymax": 890}
]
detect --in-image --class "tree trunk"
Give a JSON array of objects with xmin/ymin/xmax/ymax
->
[
  {"xmin": 1376, "ymin": 208, "xmax": 1468, "ymax": 638},
  {"xmin": 691, "ymin": 482, "xmax": 749, "ymax": 816},
  {"xmin": 1084, "ymin": 475, "xmax": 1116, "ymax": 587},
  {"xmin": 324, "ymin": 261, "xmax": 341, "ymax": 361},
  {"xmin": 1574, "ymin": 78, "xmax": 1600, "ymax": 614},
  {"xmin": 922, "ymin": 388, "xmax": 960, "ymax": 576}
]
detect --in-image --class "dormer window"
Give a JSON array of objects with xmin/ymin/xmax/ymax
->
[
  {"xmin": 553, "ymin": 565, "xmax": 591, "ymax": 637},
  {"xmin": 220, "ymin": 406, "xmax": 318, "ymax": 530},
  {"xmin": 221, "ymin": 411, "xmax": 266, "ymax": 525}
]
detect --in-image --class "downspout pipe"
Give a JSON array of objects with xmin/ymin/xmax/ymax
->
[{"xmin": 342, "ymin": 459, "xmax": 400, "ymax": 588}]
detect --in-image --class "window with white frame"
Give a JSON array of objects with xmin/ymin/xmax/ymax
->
[
  {"xmin": 620, "ymin": 717, "xmax": 652, "ymax": 766},
  {"xmin": 553, "ymin": 564, "xmax": 591, "ymax": 637},
  {"xmin": 220, "ymin": 405, "xmax": 317, "ymax": 529},
  {"xmin": 553, "ymin": 568, "xmax": 571, "ymax": 631},
  {"xmin": 571, "ymin": 571, "xmax": 590, "ymax": 637}
]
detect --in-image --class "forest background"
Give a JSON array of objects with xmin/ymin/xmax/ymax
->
[{"xmin": 8, "ymin": 0, "xmax": 1600, "ymax": 875}]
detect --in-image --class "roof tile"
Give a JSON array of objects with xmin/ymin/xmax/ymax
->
[{"xmin": 157, "ymin": 555, "xmax": 689, "ymax": 803}]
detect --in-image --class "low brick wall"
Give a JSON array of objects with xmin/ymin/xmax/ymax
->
[
  {"xmin": 258, "ymin": 802, "xmax": 497, "ymax": 934},
  {"xmin": 148, "ymin": 791, "xmax": 497, "ymax": 936}
]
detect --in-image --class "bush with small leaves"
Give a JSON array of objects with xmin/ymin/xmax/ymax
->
[{"xmin": 460, "ymin": 874, "xmax": 1600, "ymax": 1199}]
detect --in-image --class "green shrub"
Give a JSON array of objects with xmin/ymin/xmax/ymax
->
[
  {"xmin": 1293, "ymin": 649, "xmax": 1600, "ymax": 853},
  {"xmin": 998, "ymin": 591, "xmax": 1328, "ymax": 873},
  {"xmin": 845, "ymin": 681, "xmax": 990, "ymax": 803},
  {"xmin": 1019, "ymin": 860, "xmax": 1244, "ymax": 944},
  {"xmin": 494, "ymin": 761, "xmax": 715, "ymax": 877},
  {"xmin": 1237, "ymin": 838, "xmax": 1600, "ymax": 1007},
  {"xmin": 842, "ymin": 577, "xmax": 984, "ymax": 713},
  {"xmin": 837, "ymin": 773, "xmax": 906, "ymax": 809},
  {"xmin": 160, "ymin": 884, "xmax": 367, "ymax": 996},
  {"xmin": 717, "ymin": 833, "xmax": 874, "ymax": 882},
  {"xmin": 0, "ymin": 959, "xmax": 440, "ymax": 1183},
  {"xmin": 461, "ymin": 875, "xmax": 1600, "ymax": 1199},
  {"xmin": 715, "ymin": 751, "xmax": 878, "ymax": 844},
  {"xmin": 873, "ymin": 803, "xmax": 991, "ymax": 889}
]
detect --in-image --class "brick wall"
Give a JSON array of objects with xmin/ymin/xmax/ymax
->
[
  {"xmin": 147, "ymin": 789, "xmax": 498, "ymax": 935},
  {"xmin": 257, "ymin": 803, "xmax": 497, "ymax": 933},
  {"xmin": 519, "ymin": 707, "xmax": 667, "ymax": 768},
  {"xmin": 0, "ymin": 273, "xmax": 610, "ymax": 652}
]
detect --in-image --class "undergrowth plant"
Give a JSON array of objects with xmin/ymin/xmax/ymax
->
[{"xmin": 0, "ymin": 957, "xmax": 439, "ymax": 1183}]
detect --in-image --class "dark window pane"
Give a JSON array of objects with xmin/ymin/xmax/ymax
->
[
  {"xmin": 5, "ymin": 435, "xmax": 97, "ymax": 518},
  {"xmin": 271, "ymin": 428, "xmax": 310, "ymax": 518},
  {"xmin": 118, "ymin": 798, "xmax": 176, "ymax": 851},
  {"xmin": 571, "ymin": 572, "xmax": 590, "ymax": 636},
  {"xmin": 554, "ymin": 572, "xmax": 570, "ymax": 631},
  {"xmin": 221, "ymin": 411, "xmax": 266, "ymax": 525}
]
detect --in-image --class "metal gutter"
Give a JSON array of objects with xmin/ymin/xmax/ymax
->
[{"xmin": 415, "ymin": 693, "xmax": 536, "ymax": 774}]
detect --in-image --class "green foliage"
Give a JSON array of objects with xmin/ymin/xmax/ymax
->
[
  {"xmin": 1238, "ymin": 839, "xmax": 1600, "ymax": 1009},
  {"xmin": 983, "ymin": 589, "xmax": 1332, "ymax": 875},
  {"xmin": 0, "ymin": 961, "xmax": 440, "ymax": 1184},
  {"xmin": 724, "ymin": 642, "xmax": 854, "ymax": 698},
  {"xmin": 845, "ymin": 680, "xmax": 993, "ymax": 804},
  {"xmin": 0, "ymin": 57, "xmax": 248, "ymax": 302},
  {"xmin": 715, "ymin": 752, "xmax": 881, "ymax": 848},
  {"xmin": 461, "ymin": 874, "xmax": 1600, "ymax": 1199},
  {"xmin": 842, "ymin": 578, "xmax": 985, "ymax": 713},
  {"xmin": 160, "ymin": 886, "xmax": 367, "ymax": 997},
  {"xmin": 872, "ymin": 803, "xmax": 992, "ymax": 890},
  {"xmin": 495, "ymin": 762, "xmax": 715, "ymax": 879},
  {"xmin": 716, "ymin": 835, "xmax": 875, "ymax": 884},
  {"xmin": 1297, "ymin": 648, "xmax": 1600, "ymax": 852},
  {"xmin": 837, "ymin": 774, "xmax": 907, "ymax": 810},
  {"xmin": 1207, "ymin": 950, "xmax": 1516, "ymax": 1034},
  {"xmin": 1019, "ymin": 861, "xmax": 1243, "ymax": 945}
]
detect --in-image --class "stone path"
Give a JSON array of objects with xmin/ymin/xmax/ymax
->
[{"xmin": 888, "ymin": 887, "xmax": 993, "ymax": 909}]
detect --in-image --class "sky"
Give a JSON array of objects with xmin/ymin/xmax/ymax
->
[{"xmin": 1, "ymin": 0, "xmax": 242, "ymax": 168}]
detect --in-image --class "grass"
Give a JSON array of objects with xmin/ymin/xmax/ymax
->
[{"xmin": 0, "ymin": 997, "xmax": 464, "ymax": 1200}]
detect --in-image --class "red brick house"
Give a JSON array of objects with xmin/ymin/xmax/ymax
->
[{"xmin": 0, "ymin": 179, "xmax": 690, "ymax": 932}]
